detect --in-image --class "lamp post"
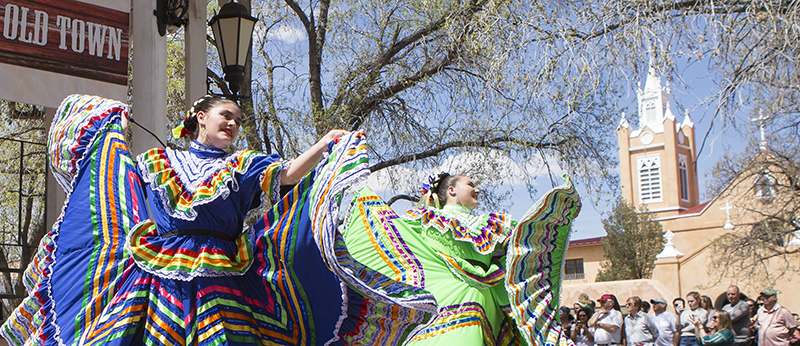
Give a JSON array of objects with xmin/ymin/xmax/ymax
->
[{"xmin": 209, "ymin": 1, "xmax": 258, "ymax": 99}]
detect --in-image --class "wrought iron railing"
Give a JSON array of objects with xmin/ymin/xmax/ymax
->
[
  {"xmin": 564, "ymin": 272, "xmax": 586, "ymax": 281},
  {"xmin": 0, "ymin": 137, "xmax": 46, "ymax": 321}
]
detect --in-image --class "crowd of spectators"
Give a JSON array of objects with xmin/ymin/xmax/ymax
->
[{"xmin": 561, "ymin": 286, "xmax": 799, "ymax": 346}]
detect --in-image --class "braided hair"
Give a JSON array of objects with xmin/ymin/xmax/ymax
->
[
  {"xmin": 185, "ymin": 96, "xmax": 236, "ymax": 135},
  {"xmin": 172, "ymin": 95, "xmax": 237, "ymax": 139},
  {"xmin": 420, "ymin": 172, "xmax": 462, "ymax": 208}
]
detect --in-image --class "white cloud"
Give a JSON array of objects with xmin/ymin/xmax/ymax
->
[
  {"xmin": 428, "ymin": 149, "xmax": 560, "ymax": 184},
  {"xmin": 266, "ymin": 24, "xmax": 306, "ymax": 44},
  {"xmin": 367, "ymin": 149, "xmax": 563, "ymax": 194}
]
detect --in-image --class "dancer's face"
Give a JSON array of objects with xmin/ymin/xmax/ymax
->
[
  {"xmin": 447, "ymin": 176, "xmax": 480, "ymax": 210},
  {"xmin": 197, "ymin": 102, "xmax": 241, "ymax": 149}
]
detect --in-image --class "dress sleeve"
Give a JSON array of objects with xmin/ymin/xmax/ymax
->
[
  {"xmin": 49, "ymin": 94, "xmax": 129, "ymax": 194},
  {"xmin": 236, "ymin": 150, "xmax": 287, "ymax": 214},
  {"xmin": 254, "ymin": 155, "xmax": 286, "ymax": 205}
]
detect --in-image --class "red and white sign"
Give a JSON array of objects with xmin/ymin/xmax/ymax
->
[{"xmin": 0, "ymin": 0, "xmax": 129, "ymax": 85}]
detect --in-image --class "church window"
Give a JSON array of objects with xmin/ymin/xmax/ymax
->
[
  {"xmin": 564, "ymin": 259, "xmax": 584, "ymax": 280},
  {"xmin": 643, "ymin": 100, "xmax": 658, "ymax": 124},
  {"xmin": 678, "ymin": 155, "xmax": 689, "ymax": 202},
  {"xmin": 638, "ymin": 155, "xmax": 662, "ymax": 203},
  {"xmin": 755, "ymin": 170, "xmax": 775, "ymax": 203}
]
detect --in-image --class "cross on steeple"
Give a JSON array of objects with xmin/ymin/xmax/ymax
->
[{"xmin": 751, "ymin": 109, "xmax": 770, "ymax": 151}]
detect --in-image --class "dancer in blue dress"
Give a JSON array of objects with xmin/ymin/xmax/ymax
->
[{"xmin": 1, "ymin": 94, "xmax": 436, "ymax": 345}]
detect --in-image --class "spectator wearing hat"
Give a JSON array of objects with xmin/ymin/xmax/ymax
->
[
  {"xmin": 625, "ymin": 296, "xmax": 659, "ymax": 346},
  {"xmin": 589, "ymin": 294, "xmax": 623, "ymax": 346},
  {"xmin": 723, "ymin": 285, "xmax": 752, "ymax": 346},
  {"xmin": 651, "ymin": 297, "xmax": 678, "ymax": 346},
  {"xmin": 755, "ymin": 288, "xmax": 797, "ymax": 346}
]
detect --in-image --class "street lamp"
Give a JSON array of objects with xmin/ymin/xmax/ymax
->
[
  {"xmin": 154, "ymin": 0, "xmax": 189, "ymax": 36},
  {"xmin": 209, "ymin": 1, "xmax": 258, "ymax": 98}
]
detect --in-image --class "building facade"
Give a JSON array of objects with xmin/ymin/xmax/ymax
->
[{"xmin": 561, "ymin": 63, "xmax": 800, "ymax": 312}]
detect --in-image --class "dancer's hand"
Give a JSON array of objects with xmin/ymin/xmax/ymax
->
[
  {"xmin": 322, "ymin": 129, "xmax": 349, "ymax": 144},
  {"xmin": 280, "ymin": 130, "xmax": 351, "ymax": 185}
]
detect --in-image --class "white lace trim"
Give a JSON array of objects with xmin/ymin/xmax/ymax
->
[
  {"xmin": 324, "ymin": 280, "xmax": 350, "ymax": 346},
  {"xmin": 137, "ymin": 149, "xmax": 272, "ymax": 221},
  {"xmin": 244, "ymin": 161, "xmax": 288, "ymax": 223},
  {"xmin": 407, "ymin": 207, "xmax": 511, "ymax": 255}
]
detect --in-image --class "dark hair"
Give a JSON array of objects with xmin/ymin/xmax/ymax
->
[
  {"xmin": 434, "ymin": 174, "xmax": 461, "ymax": 206},
  {"xmin": 641, "ymin": 300, "xmax": 651, "ymax": 313},
  {"xmin": 577, "ymin": 306, "xmax": 593, "ymax": 319},
  {"xmin": 559, "ymin": 306, "xmax": 574, "ymax": 322},
  {"xmin": 183, "ymin": 95, "xmax": 237, "ymax": 136},
  {"xmin": 673, "ymin": 297, "xmax": 685, "ymax": 305}
]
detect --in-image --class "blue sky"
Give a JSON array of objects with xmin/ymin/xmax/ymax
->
[
  {"xmin": 254, "ymin": 15, "xmax": 762, "ymax": 240},
  {"xmin": 503, "ymin": 57, "xmax": 757, "ymax": 240},
  {"xmin": 378, "ymin": 57, "xmax": 758, "ymax": 241}
]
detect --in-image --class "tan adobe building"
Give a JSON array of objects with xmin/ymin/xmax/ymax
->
[{"xmin": 560, "ymin": 64, "xmax": 800, "ymax": 312}]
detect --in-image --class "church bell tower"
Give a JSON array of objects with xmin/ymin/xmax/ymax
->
[{"xmin": 617, "ymin": 60, "xmax": 700, "ymax": 215}]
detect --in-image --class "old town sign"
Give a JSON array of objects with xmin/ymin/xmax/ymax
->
[{"xmin": 1, "ymin": 0, "xmax": 129, "ymax": 85}]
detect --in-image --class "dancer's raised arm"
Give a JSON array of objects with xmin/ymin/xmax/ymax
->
[{"xmin": 280, "ymin": 129, "xmax": 349, "ymax": 185}]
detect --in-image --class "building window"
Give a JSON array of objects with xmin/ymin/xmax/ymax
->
[
  {"xmin": 678, "ymin": 155, "xmax": 689, "ymax": 202},
  {"xmin": 755, "ymin": 171, "xmax": 775, "ymax": 203},
  {"xmin": 638, "ymin": 155, "xmax": 662, "ymax": 203},
  {"xmin": 643, "ymin": 100, "xmax": 658, "ymax": 124},
  {"xmin": 564, "ymin": 259, "xmax": 585, "ymax": 280}
]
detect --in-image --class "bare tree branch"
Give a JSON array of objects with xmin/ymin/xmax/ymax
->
[{"xmin": 369, "ymin": 136, "xmax": 573, "ymax": 172}]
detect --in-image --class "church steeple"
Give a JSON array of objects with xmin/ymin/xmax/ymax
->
[
  {"xmin": 616, "ymin": 57, "xmax": 700, "ymax": 216},
  {"xmin": 637, "ymin": 57, "xmax": 672, "ymax": 130}
]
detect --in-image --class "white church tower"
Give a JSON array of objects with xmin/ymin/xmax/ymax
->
[{"xmin": 617, "ymin": 59, "xmax": 700, "ymax": 216}]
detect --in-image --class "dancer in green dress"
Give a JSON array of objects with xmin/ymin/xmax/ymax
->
[{"xmin": 342, "ymin": 172, "xmax": 581, "ymax": 346}]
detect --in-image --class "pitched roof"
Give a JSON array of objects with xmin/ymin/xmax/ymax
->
[
  {"xmin": 679, "ymin": 200, "xmax": 711, "ymax": 215},
  {"xmin": 569, "ymin": 236, "xmax": 604, "ymax": 248}
]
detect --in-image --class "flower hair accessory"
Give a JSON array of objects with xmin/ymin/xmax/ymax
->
[
  {"xmin": 419, "ymin": 172, "xmax": 450, "ymax": 208},
  {"xmin": 171, "ymin": 95, "xmax": 214, "ymax": 139},
  {"xmin": 171, "ymin": 109, "xmax": 194, "ymax": 139}
]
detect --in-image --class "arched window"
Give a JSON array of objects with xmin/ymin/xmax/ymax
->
[
  {"xmin": 754, "ymin": 170, "xmax": 775, "ymax": 203},
  {"xmin": 638, "ymin": 155, "xmax": 662, "ymax": 203},
  {"xmin": 678, "ymin": 155, "xmax": 689, "ymax": 202}
]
